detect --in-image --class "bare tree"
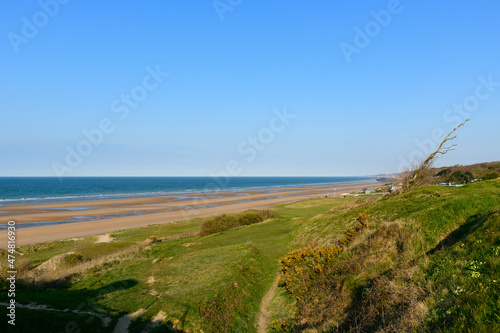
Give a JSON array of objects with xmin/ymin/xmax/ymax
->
[{"xmin": 399, "ymin": 119, "xmax": 470, "ymax": 193}]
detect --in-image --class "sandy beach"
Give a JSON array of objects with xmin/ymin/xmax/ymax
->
[{"xmin": 0, "ymin": 181, "xmax": 380, "ymax": 248}]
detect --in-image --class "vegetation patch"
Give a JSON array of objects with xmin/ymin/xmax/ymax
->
[
  {"xmin": 62, "ymin": 253, "xmax": 84, "ymax": 267},
  {"xmin": 269, "ymin": 180, "xmax": 500, "ymax": 332},
  {"xmin": 199, "ymin": 209, "xmax": 282, "ymax": 237},
  {"xmin": 2, "ymin": 177, "xmax": 500, "ymax": 332},
  {"xmin": 197, "ymin": 244, "xmax": 273, "ymax": 332},
  {"xmin": 424, "ymin": 210, "xmax": 500, "ymax": 332}
]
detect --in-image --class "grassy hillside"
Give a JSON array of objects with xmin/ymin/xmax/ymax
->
[
  {"xmin": 269, "ymin": 179, "xmax": 500, "ymax": 332},
  {"xmin": 433, "ymin": 161, "xmax": 500, "ymax": 183},
  {"xmin": 0, "ymin": 202, "xmax": 349, "ymax": 333},
  {"xmin": 1, "ymin": 180, "xmax": 500, "ymax": 332}
]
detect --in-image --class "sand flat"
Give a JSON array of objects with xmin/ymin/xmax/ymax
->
[{"xmin": 0, "ymin": 181, "xmax": 380, "ymax": 247}]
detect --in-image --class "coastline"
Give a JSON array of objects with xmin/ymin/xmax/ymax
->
[
  {"xmin": 0, "ymin": 181, "xmax": 380, "ymax": 247},
  {"xmin": 0, "ymin": 176, "xmax": 375, "ymax": 206}
]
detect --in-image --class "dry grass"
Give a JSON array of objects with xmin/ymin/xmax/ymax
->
[
  {"xmin": 158, "ymin": 231, "xmax": 198, "ymax": 242},
  {"xmin": 19, "ymin": 244, "xmax": 145, "ymax": 289},
  {"xmin": 276, "ymin": 218, "xmax": 432, "ymax": 332},
  {"xmin": 349, "ymin": 271, "xmax": 429, "ymax": 333},
  {"xmin": 342, "ymin": 224, "xmax": 429, "ymax": 332},
  {"xmin": 328, "ymin": 198, "xmax": 379, "ymax": 214}
]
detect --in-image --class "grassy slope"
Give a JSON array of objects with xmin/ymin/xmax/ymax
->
[
  {"xmin": 0, "ymin": 201, "xmax": 347, "ymax": 333},
  {"xmin": 269, "ymin": 179, "xmax": 500, "ymax": 332},
  {"xmin": 1, "ymin": 181, "xmax": 499, "ymax": 332},
  {"xmin": 433, "ymin": 161, "xmax": 500, "ymax": 180}
]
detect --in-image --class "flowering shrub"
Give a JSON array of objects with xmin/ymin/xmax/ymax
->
[
  {"xmin": 339, "ymin": 210, "xmax": 370, "ymax": 245},
  {"xmin": 199, "ymin": 209, "xmax": 281, "ymax": 236},
  {"xmin": 269, "ymin": 318, "xmax": 295, "ymax": 333},
  {"xmin": 278, "ymin": 245, "xmax": 343, "ymax": 298},
  {"xmin": 278, "ymin": 211, "xmax": 370, "ymax": 300}
]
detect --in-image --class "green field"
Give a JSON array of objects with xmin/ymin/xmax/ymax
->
[{"xmin": 1, "ymin": 179, "xmax": 500, "ymax": 332}]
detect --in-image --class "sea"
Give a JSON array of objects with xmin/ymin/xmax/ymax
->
[{"xmin": 0, "ymin": 176, "xmax": 374, "ymax": 206}]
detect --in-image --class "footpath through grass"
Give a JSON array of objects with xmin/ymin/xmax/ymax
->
[
  {"xmin": 2, "ymin": 181, "xmax": 499, "ymax": 332},
  {"xmin": 268, "ymin": 179, "xmax": 500, "ymax": 332},
  {"xmin": 0, "ymin": 202, "xmax": 342, "ymax": 332}
]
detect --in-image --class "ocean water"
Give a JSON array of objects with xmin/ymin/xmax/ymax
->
[{"xmin": 0, "ymin": 176, "xmax": 374, "ymax": 205}]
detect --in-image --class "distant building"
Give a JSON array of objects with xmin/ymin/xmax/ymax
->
[
  {"xmin": 364, "ymin": 188, "xmax": 372, "ymax": 194},
  {"xmin": 437, "ymin": 182, "xmax": 464, "ymax": 187},
  {"xmin": 390, "ymin": 184, "xmax": 402, "ymax": 193}
]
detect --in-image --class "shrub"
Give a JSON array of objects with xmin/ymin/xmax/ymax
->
[
  {"xmin": 199, "ymin": 210, "xmax": 282, "ymax": 237},
  {"xmin": 199, "ymin": 214, "xmax": 241, "ymax": 236},
  {"xmin": 436, "ymin": 168, "xmax": 451, "ymax": 177},
  {"xmin": 258, "ymin": 209, "xmax": 282, "ymax": 220},
  {"xmin": 269, "ymin": 318, "xmax": 295, "ymax": 332},
  {"xmin": 62, "ymin": 253, "xmax": 84, "ymax": 267},
  {"xmin": 278, "ymin": 245, "xmax": 343, "ymax": 299},
  {"xmin": 276, "ymin": 210, "xmax": 372, "ymax": 329},
  {"xmin": 483, "ymin": 171, "xmax": 500, "ymax": 180},
  {"xmin": 279, "ymin": 211, "xmax": 370, "ymax": 298},
  {"xmin": 464, "ymin": 170, "xmax": 474, "ymax": 183},
  {"xmin": 145, "ymin": 236, "xmax": 158, "ymax": 244},
  {"xmin": 448, "ymin": 170, "xmax": 464, "ymax": 183},
  {"xmin": 339, "ymin": 210, "xmax": 370, "ymax": 245}
]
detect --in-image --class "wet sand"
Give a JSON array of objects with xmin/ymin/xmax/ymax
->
[{"xmin": 0, "ymin": 181, "xmax": 380, "ymax": 247}]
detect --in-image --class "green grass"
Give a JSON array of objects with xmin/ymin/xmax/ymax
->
[
  {"xmin": 2, "ymin": 180, "xmax": 500, "ymax": 332},
  {"xmin": 0, "ymin": 205, "xmax": 325, "ymax": 332},
  {"xmin": 268, "ymin": 179, "xmax": 500, "ymax": 332},
  {"xmin": 424, "ymin": 210, "xmax": 500, "ymax": 332},
  {"xmin": 8, "ymin": 217, "xmax": 204, "ymax": 265},
  {"xmin": 198, "ymin": 209, "xmax": 282, "ymax": 237},
  {"xmin": 0, "ymin": 307, "xmax": 117, "ymax": 333}
]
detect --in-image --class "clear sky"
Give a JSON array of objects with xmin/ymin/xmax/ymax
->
[{"xmin": 1, "ymin": 1, "xmax": 499, "ymax": 177}]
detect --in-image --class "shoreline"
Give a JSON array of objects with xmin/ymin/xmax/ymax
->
[
  {"xmin": 0, "ymin": 178, "xmax": 377, "ymax": 206},
  {"xmin": 0, "ymin": 181, "xmax": 381, "ymax": 247}
]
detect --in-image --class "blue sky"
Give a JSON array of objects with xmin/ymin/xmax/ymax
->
[{"xmin": 1, "ymin": 0, "xmax": 499, "ymax": 177}]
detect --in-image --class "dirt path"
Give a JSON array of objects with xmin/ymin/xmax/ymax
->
[
  {"xmin": 95, "ymin": 233, "xmax": 115, "ymax": 243},
  {"xmin": 113, "ymin": 308, "xmax": 145, "ymax": 333},
  {"xmin": 256, "ymin": 278, "xmax": 279, "ymax": 333},
  {"xmin": 0, "ymin": 301, "xmax": 111, "ymax": 326},
  {"xmin": 0, "ymin": 301, "xmax": 163, "ymax": 333}
]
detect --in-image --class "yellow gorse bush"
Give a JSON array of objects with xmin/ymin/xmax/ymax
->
[
  {"xmin": 270, "ymin": 318, "xmax": 295, "ymax": 333},
  {"xmin": 339, "ymin": 210, "xmax": 370, "ymax": 245},
  {"xmin": 278, "ymin": 245, "xmax": 343, "ymax": 298},
  {"xmin": 278, "ymin": 210, "xmax": 370, "ymax": 299}
]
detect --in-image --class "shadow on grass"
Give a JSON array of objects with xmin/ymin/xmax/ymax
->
[
  {"xmin": 332, "ymin": 270, "xmax": 395, "ymax": 333},
  {"xmin": 130, "ymin": 314, "xmax": 189, "ymax": 333},
  {"xmin": 426, "ymin": 211, "xmax": 496, "ymax": 256},
  {"xmin": 0, "ymin": 279, "xmax": 139, "ymax": 333},
  {"xmin": 127, "ymin": 301, "xmax": 191, "ymax": 333}
]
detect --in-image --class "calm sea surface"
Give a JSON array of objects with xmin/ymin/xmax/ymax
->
[{"xmin": 0, "ymin": 177, "xmax": 374, "ymax": 205}]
